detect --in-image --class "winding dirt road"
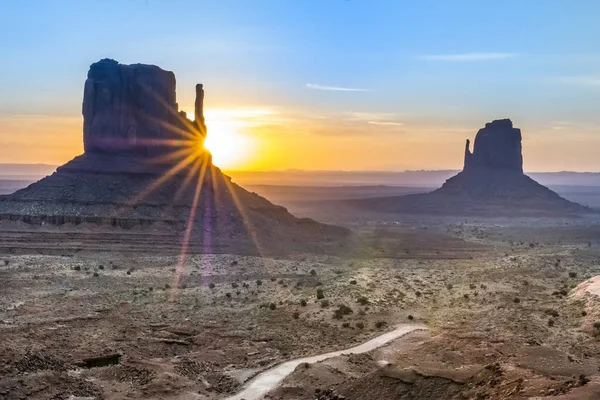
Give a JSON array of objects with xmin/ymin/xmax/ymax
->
[{"xmin": 226, "ymin": 324, "xmax": 427, "ymax": 400}]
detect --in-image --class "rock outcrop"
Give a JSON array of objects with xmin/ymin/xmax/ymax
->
[
  {"xmin": 0, "ymin": 60, "xmax": 347, "ymax": 255},
  {"xmin": 345, "ymin": 119, "xmax": 591, "ymax": 216},
  {"xmin": 463, "ymin": 119, "xmax": 523, "ymax": 172}
]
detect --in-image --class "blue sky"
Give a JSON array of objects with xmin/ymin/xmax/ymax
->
[{"xmin": 1, "ymin": 0, "xmax": 600, "ymax": 171}]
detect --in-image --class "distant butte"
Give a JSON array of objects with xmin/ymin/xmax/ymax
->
[
  {"xmin": 346, "ymin": 119, "xmax": 591, "ymax": 216},
  {"xmin": 0, "ymin": 59, "xmax": 347, "ymax": 254}
]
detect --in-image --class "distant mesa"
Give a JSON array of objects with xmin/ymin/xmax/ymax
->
[
  {"xmin": 0, "ymin": 59, "xmax": 347, "ymax": 254},
  {"xmin": 347, "ymin": 118, "xmax": 591, "ymax": 216}
]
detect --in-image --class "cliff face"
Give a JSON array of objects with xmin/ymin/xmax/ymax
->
[
  {"xmin": 463, "ymin": 119, "xmax": 523, "ymax": 173},
  {"xmin": 82, "ymin": 58, "xmax": 207, "ymax": 157}
]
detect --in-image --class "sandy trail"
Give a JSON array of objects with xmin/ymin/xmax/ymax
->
[{"xmin": 226, "ymin": 324, "xmax": 426, "ymax": 400}]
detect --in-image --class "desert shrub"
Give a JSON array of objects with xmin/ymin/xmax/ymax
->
[
  {"xmin": 469, "ymin": 283, "xmax": 476, "ymax": 289},
  {"xmin": 310, "ymin": 269, "xmax": 317, "ymax": 276},
  {"xmin": 582, "ymin": 310, "xmax": 588, "ymax": 316},
  {"xmin": 316, "ymin": 288, "xmax": 325, "ymax": 299},
  {"xmin": 270, "ymin": 277, "xmax": 276, "ymax": 282},
  {"xmin": 320, "ymin": 300, "xmax": 330, "ymax": 308},
  {"xmin": 293, "ymin": 311, "xmax": 300, "ymax": 319},
  {"xmin": 333, "ymin": 305, "xmax": 353, "ymax": 319},
  {"xmin": 269, "ymin": 303, "xmax": 276, "ymax": 310},
  {"xmin": 226, "ymin": 292, "xmax": 232, "ymax": 298},
  {"xmin": 358, "ymin": 309, "xmax": 366, "ymax": 316},
  {"xmin": 559, "ymin": 289, "xmax": 568, "ymax": 296},
  {"xmin": 3, "ymin": 260, "xmax": 8, "ymax": 266},
  {"xmin": 300, "ymin": 299, "xmax": 307, "ymax": 307},
  {"xmin": 523, "ymin": 280, "xmax": 529, "ymax": 286},
  {"xmin": 513, "ymin": 297, "xmax": 521, "ymax": 304},
  {"xmin": 231, "ymin": 260, "xmax": 238, "ymax": 266},
  {"xmin": 93, "ymin": 272, "xmax": 99, "ymax": 278},
  {"xmin": 545, "ymin": 309, "xmax": 559, "ymax": 318},
  {"xmin": 357, "ymin": 296, "xmax": 369, "ymax": 305},
  {"xmin": 446, "ymin": 283, "xmax": 453, "ymax": 290},
  {"xmin": 356, "ymin": 322, "xmax": 365, "ymax": 329},
  {"xmin": 463, "ymin": 294, "xmax": 469, "ymax": 299},
  {"xmin": 480, "ymin": 284, "xmax": 487, "ymax": 289},
  {"xmin": 342, "ymin": 322, "xmax": 350, "ymax": 328},
  {"xmin": 350, "ymin": 280, "xmax": 357, "ymax": 285},
  {"xmin": 569, "ymin": 272, "xmax": 577, "ymax": 278},
  {"xmin": 73, "ymin": 265, "xmax": 81, "ymax": 271},
  {"xmin": 375, "ymin": 321, "xmax": 387, "ymax": 329},
  {"xmin": 231, "ymin": 282, "xmax": 239, "ymax": 288},
  {"xmin": 98, "ymin": 265, "xmax": 104, "ymax": 270},
  {"xmin": 242, "ymin": 282, "xmax": 250, "ymax": 288},
  {"xmin": 126, "ymin": 268, "xmax": 134, "ymax": 275},
  {"xmin": 256, "ymin": 279, "xmax": 263, "ymax": 286},
  {"xmin": 548, "ymin": 318, "xmax": 555, "ymax": 327},
  {"xmin": 165, "ymin": 283, "xmax": 171, "ymax": 289},
  {"xmin": 415, "ymin": 291, "xmax": 422, "ymax": 297},
  {"xmin": 593, "ymin": 322, "xmax": 600, "ymax": 330},
  {"xmin": 407, "ymin": 315, "xmax": 414, "ymax": 320},
  {"xmin": 209, "ymin": 282, "xmax": 216, "ymax": 289}
]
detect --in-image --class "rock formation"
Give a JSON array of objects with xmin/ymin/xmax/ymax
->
[
  {"xmin": 463, "ymin": 119, "xmax": 523, "ymax": 173},
  {"xmin": 0, "ymin": 60, "xmax": 347, "ymax": 254},
  {"xmin": 346, "ymin": 119, "xmax": 591, "ymax": 216}
]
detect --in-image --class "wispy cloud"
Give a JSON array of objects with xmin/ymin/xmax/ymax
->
[
  {"xmin": 367, "ymin": 121, "xmax": 404, "ymax": 126},
  {"xmin": 306, "ymin": 83, "xmax": 369, "ymax": 92},
  {"xmin": 421, "ymin": 53, "xmax": 516, "ymax": 61}
]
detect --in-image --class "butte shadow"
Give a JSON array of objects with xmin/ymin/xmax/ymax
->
[
  {"xmin": 0, "ymin": 59, "xmax": 348, "ymax": 255},
  {"xmin": 345, "ymin": 119, "xmax": 593, "ymax": 217}
]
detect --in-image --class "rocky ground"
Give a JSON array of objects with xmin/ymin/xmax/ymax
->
[{"xmin": 2, "ymin": 217, "xmax": 600, "ymax": 399}]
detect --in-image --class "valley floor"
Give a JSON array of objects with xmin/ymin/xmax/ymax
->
[{"xmin": 2, "ymin": 217, "xmax": 600, "ymax": 399}]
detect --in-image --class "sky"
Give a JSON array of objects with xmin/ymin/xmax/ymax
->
[{"xmin": 1, "ymin": 0, "xmax": 600, "ymax": 171}]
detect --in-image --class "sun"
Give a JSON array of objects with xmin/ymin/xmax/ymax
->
[{"xmin": 203, "ymin": 120, "xmax": 254, "ymax": 170}]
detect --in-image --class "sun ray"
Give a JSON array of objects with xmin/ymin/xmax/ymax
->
[
  {"xmin": 169, "ymin": 158, "xmax": 209, "ymax": 299},
  {"xmin": 125, "ymin": 150, "xmax": 199, "ymax": 208},
  {"xmin": 174, "ymin": 156, "xmax": 203, "ymax": 202},
  {"xmin": 221, "ymin": 176, "xmax": 275, "ymax": 275}
]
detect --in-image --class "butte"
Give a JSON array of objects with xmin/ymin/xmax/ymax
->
[
  {"xmin": 347, "ymin": 119, "xmax": 591, "ymax": 216},
  {"xmin": 0, "ymin": 59, "xmax": 347, "ymax": 254}
]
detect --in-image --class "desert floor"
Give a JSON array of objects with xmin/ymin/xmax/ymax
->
[{"xmin": 2, "ymin": 214, "xmax": 600, "ymax": 399}]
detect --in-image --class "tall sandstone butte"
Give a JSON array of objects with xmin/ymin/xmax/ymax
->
[
  {"xmin": 82, "ymin": 58, "xmax": 206, "ymax": 157},
  {"xmin": 346, "ymin": 118, "xmax": 590, "ymax": 216},
  {"xmin": 0, "ymin": 59, "xmax": 347, "ymax": 254},
  {"xmin": 463, "ymin": 119, "xmax": 523, "ymax": 173}
]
